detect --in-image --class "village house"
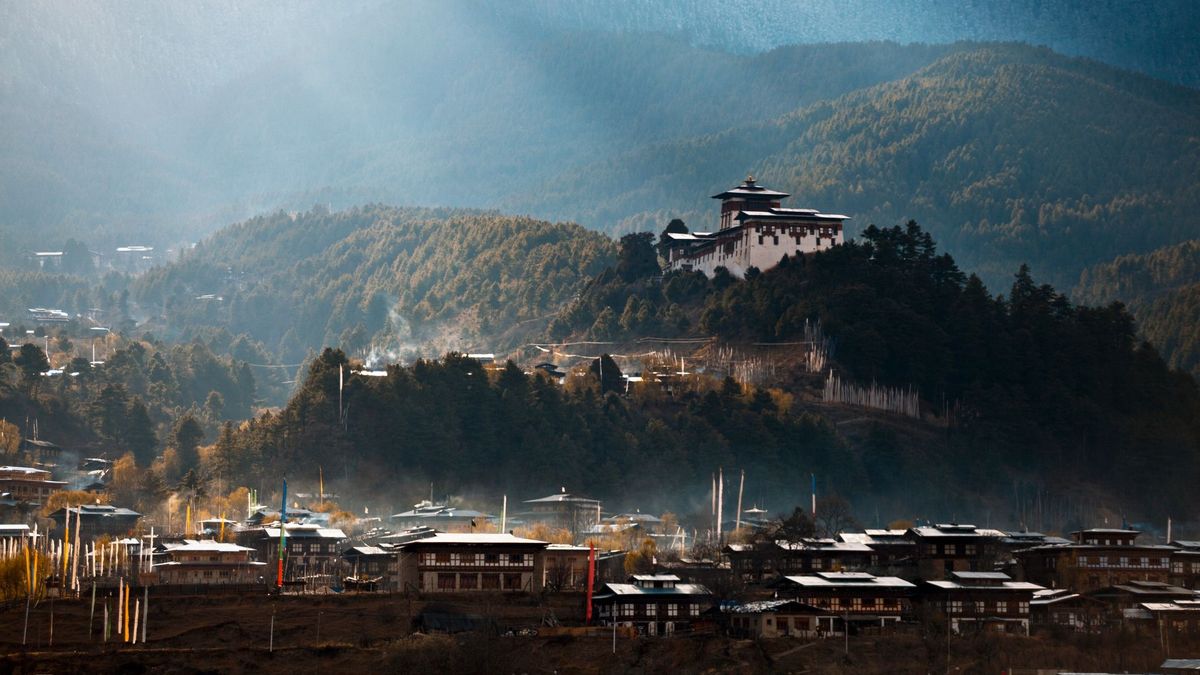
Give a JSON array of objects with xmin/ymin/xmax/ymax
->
[
  {"xmin": 661, "ymin": 176, "xmax": 848, "ymax": 278},
  {"xmin": 152, "ymin": 540, "xmax": 265, "ymax": 585},
  {"xmin": 919, "ymin": 571, "xmax": 1044, "ymax": 635},
  {"xmin": 242, "ymin": 523, "xmax": 347, "ymax": 580},
  {"xmin": 521, "ymin": 489, "xmax": 601, "ymax": 538},
  {"xmin": 774, "ymin": 572, "xmax": 916, "ymax": 634},
  {"xmin": 1169, "ymin": 540, "xmax": 1200, "ymax": 590},
  {"xmin": 1029, "ymin": 588, "xmax": 1108, "ymax": 633},
  {"xmin": 396, "ymin": 532, "xmax": 549, "ymax": 593},
  {"xmin": 1014, "ymin": 528, "xmax": 1174, "ymax": 594},
  {"xmin": 342, "ymin": 545, "xmax": 400, "ymax": 590},
  {"xmin": 49, "ymin": 504, "xmax": 140, "ymax": 538},
  {"xmin": 591, "ymin": 574, "xmax": 714, "ymax": 636},
  {"xmin": 0, "ymin": 465, "xmax": 68, "ymax": 505},
  {"xmin": 541, "ymin": 543, "xmax": 591, "ymax": 591},
  {"xmin": 907, "ymin": 523, "xmax": 1004, "ymax": 579},
  {"xmin": 389, "ymin": 500, "xmax": 493, "ymax": 531},
  {"xmin": 1086, "ymin": 580, "xmax": 1197, "ymax": 621},
  {"xmin": 838, "ymin": 530, "xmax": 917, "ymax": 570},
  {"xmin": 724, "ymin": 600, "xmax": 830, "ymax": 639}
]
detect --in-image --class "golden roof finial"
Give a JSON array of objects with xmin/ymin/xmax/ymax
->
[{"xmin": 746, "ymin": 174, "xmax": 755, "ymax": 183}]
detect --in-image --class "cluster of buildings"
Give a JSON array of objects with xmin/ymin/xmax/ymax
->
[
  {"xmin": 4, "ymin": 446, "xmax": 1198, "ymax": 641},
  {"xmin": 719, "ymin": 523, "xmax": 1200, "ymax": 639}
]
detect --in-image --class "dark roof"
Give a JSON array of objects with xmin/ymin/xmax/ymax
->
[
  {"xmin": 734, "ymin": 209, "xmax": 848, "ymax": 223},
  {"xmin": 711, "ymin": 177, "xmax": 790, "ymax": 201}
]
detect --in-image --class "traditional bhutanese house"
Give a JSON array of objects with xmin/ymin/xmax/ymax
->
[
  {"xmin": 919, "ymin": 571, "xmax": 1044, "ymax": 635},
  {"xmin": 725, "ymin": 538, "xmax": 875, "ymax": 583},
  {"xmin": 389, "ymin": 500, "xmax": 494, "ymax": 531},
  {"xmin": 1029, "ymin": 588, "xmax": 1107, "ymax": 633},
  {"xmin": 541, "ymin": 543, "xmax": 591, "ymax": 591},
  {"xmin": 19, "ymin": 438, "xmax": 64, "ymax": 463},
  {"xmin": 153, "ymin": 540, "xmax": 265, "ymax": 585},
  {"xmin": 197, "ymin": 517, "xmax": 238, "ymax": 538},
  {"xmin": 247, "ymin": 506, "xmax": 317, "ymax": 526},
  {"xmin": 1014, "ymin": 528, "xmax": 1174, "ymax": 594},
  {"xmin": 775, "ymin": 572, "xmax": 916, "ymax": 634},
  {"xmin": 997, "ymin": 531, "xmax": 1072, "ymax": 560},
  {"xmin": 0, "ymin": 465, "xmax": 68, "ymax": 505},
  {"xmin": 662, "ymin": 176, "xmax": 848, "ymax": 278},
  {"xmin": 591, "ymin": 574, "xmax": 714, "ymax": 636},
  {"xmin": 1139, "ymin": 601, "xmax": 1200, "ymax": 635},
  {"xmin": 1086, "ymin": 580, "xmax": 1197, "ymax": 622},
  {"xmin": 1169, "ymin": 540, "xmax": 1200, "ymax": 590},
  {"xmin": 907, "ymin": 523, "xmax": 1004, "ymax": 579},
  {"xmin": 49, "ymin": 504, "xmax": 140, "ymax": 539},
  {"xmin": 0, "ymin": 523, "xmax": 31, "ymax": 539},
  {"xmin": 396, "ymin": 532, "xmax": 548, "ymax": 593},
  {"xmin": 521, "ymin": 489, "xmax": 601, "ymax": 536},
  {"xmin": 838, "ymin": 530, "xmax": 917, "ymax": 569},
  {"xmin": 724, "ymin": 600, "xmax": 830, "ymax": 639},
  {"xmin": 245, "ymin": 523, "xmax": 347, "ymax": 577},
  {"xmin": 342, "ymin": 545, "xmax": 399, "ymax": 590}
]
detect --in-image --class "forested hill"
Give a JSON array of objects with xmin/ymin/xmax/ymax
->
[
  {"xmin": 207, "ymin": 223, "xmax": 1200, "ymax": 523},
  {"xmin": 130, "ymin": 206, "xmax": 615, "ymax": 365},
  {"xmin": 1075, "ymin": 240, "xmax": 1200, "ymax": 380},
  {"xmin": 510, "ymin": 44, "xmax": 1200, "ymax": 290}
]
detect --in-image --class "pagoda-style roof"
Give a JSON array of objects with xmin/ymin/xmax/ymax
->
[{"xmin": 711, "ymin": 176, "xmax": 790, "ymax": 201}]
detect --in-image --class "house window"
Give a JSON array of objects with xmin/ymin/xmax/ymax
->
[
  {"xmin": 481, "ymin": 573, "xmax": 500, "ymax": 590},
  {"xmin": 422, "ymin": 553, "xmax": 436, "ymax": 565},
  {"xmin": 450, "ymin": 553, "xmax": 461, "ymax": 565},
  {"xmin": 620, "ymin": 603, "xmax": 634, "ymax": 617},
  {"xmin": 436, "ymin": 552, "xmax": 451, "ymax": 564},
  {"xmin": 646, "ymin": 603, "xmax": 656, "ymax": 617},
  {"xmin": 947, "ymin": 600, "xmax": 962, "ymax": 614},
  {"xmin": 437, "ymin": 573, "xmax": 456, "ymax": 590},
  {"xmin": 1140, "ymin": 557, "xmax": 1150, "ymax": 568},
  {"xmin": 689, "ymin": 604, "xmax": 700, "ymax": 617},
  {"xmin": 974, "ymin": 601, "xmax": 985, "ymax": 614},
  {"xmin": 964, "ymin": 544, "xmax": 976, "ymax": 556},
  {"xmin": 667, "ymin": 603, "xmax": 679, "ymax": 617},
  {"xmin": 1017, "ymin": 601, "xmax": 1029, "ymax": 615},
  {"xmin": 484, "ymin": 553, "xmax": 499, "ymax": 565},
  {"xmin": 509, "ymin": 553, "xmax": 523, "ymax": 565},
  {"xmin": 503, "ymin": 573, "xmax": 522, "ymax": 590}
]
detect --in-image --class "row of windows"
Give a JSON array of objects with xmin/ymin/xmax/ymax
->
[
  {"xmin": 287, "ymin": 543, "xmax": 339, "ymax": 555},
  {"xmin": 942, "ymin": 600, "xmax": 1028, "ymax": 615},
  {"xmin": 809, "ymin": 597, "xmax": 903, "ymax": 611},
  {"xmin": 613, "ymin": 603, "xmax": 701, "ymax": 618},
  {"xmin": 422, "ymin": 552, "xmax": 533, "ymax": 567},
  {"xmin": 1172, "ymin": 561, "xmax": 1200, "ymax": 574},
  {"xmin": 1076, "ymin": 555, "xmax": 1168, "ymax": 568},
  {"xmin": 435, "ymin": 572, "xmax": 523, "ymax": 591},
  {"xmin": 921, "ymin": 543, "xmax": 982, "ymax": 556}
]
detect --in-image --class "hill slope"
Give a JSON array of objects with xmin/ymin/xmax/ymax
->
[
  {"xmin": 131, "ymin": 206, "xmax": 616, "ymax": 364},
  {"xmin": 1075, "ymin": 240, "xmax": 1200, "ymax": 379},
  {"xmin": 511, "ymin": 45, "xmax": 1200, "ymax": 289}
]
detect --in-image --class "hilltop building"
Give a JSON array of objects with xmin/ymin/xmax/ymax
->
[
  {"xmin": 1014, "ymin": 528, "xmax": 1174, "ymax": 594},
  {"xmin": 662, "ymin": 176, "xmax": 847, "ymax": 278}
]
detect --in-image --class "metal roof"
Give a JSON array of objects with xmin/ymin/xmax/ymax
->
[
  {"xmin": 711, "ymin": 177, "xmax": 790, "ymax": 201},
  {"xmin": 594, "ymin": 582, "xmax": 711, "ymax": 597},
  {"xmin": 925, "ymin": 579, "xmax": 1044, "ymax": 591},
  {"xmin": 163, "ymin": 540, "xmax": 253, "ymax": 553},
  {"xmin": 782, "ymin": 574, "xmax": 915, "ymax": 589},
  {"xmin": 398, "ymin": 533, "xmax": 547, "ymax": 547}
]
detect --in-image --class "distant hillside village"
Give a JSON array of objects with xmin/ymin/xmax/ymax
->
[{"xmin": 2, "ymin": 458, "xmax": 1199, "ymax": 643}]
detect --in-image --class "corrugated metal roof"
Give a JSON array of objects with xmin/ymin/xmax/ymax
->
[{"xmin": 783, "ymin": 574, "xmax": 915, "ymax": 589}]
